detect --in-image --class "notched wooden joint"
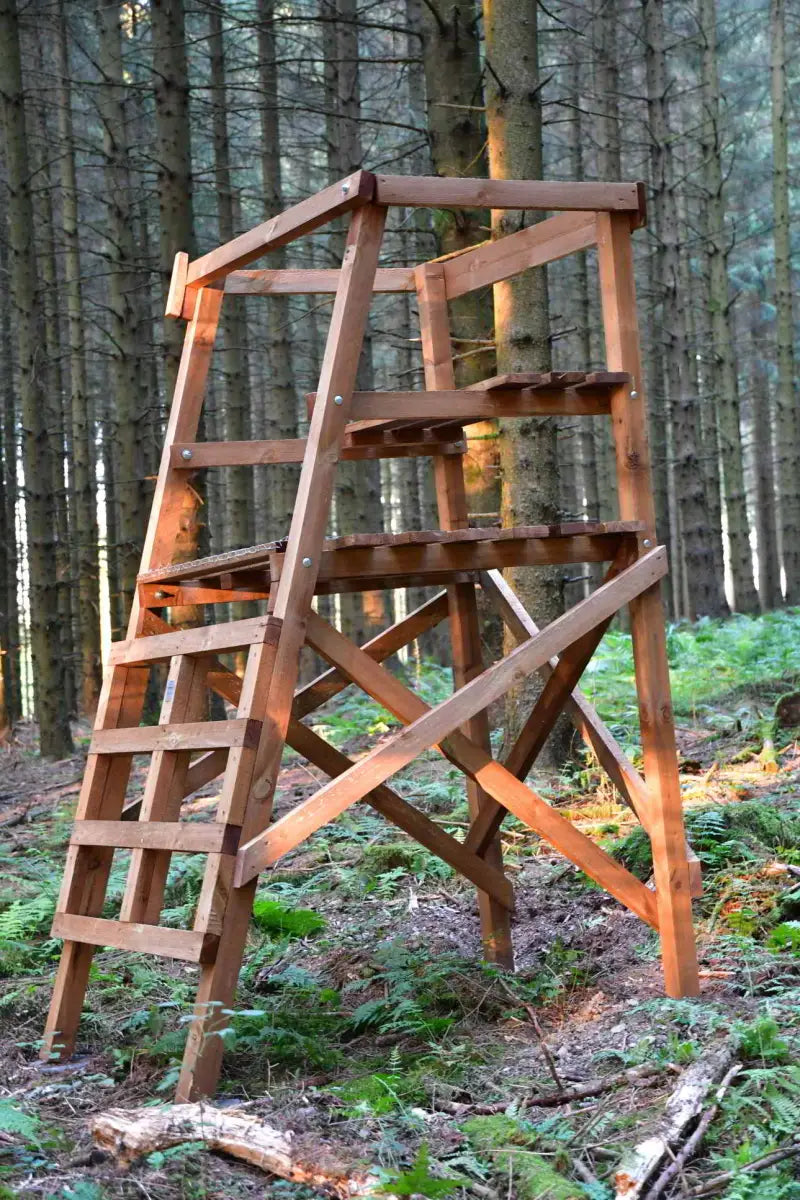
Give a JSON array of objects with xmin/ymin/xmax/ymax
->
[{"xmin": 165, "ymin": 251, "xmax": 189, "ymax": 319}]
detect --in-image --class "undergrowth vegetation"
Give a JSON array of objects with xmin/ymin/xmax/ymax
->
[{"xmin": 1, "ymin": 610, "xmax": 800, "ymax": 1196}]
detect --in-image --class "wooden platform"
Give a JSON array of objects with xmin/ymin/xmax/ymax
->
[{"xmin": 138, "ymin": 521, "xmax": 644, "ymax": 600}]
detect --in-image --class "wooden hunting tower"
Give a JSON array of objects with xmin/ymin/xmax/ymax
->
[{"xmin": 43, "ymin": 173, "xmax": 700, "ymax": 1101}]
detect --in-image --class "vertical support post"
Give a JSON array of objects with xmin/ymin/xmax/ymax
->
[
  {"xmin": 415, "ymin": 262, "xmax": 514, "ymax": 969},
  {"xmin": 175, "ymin": 203, "xmax": 387, "ymax": 1100},
  {"xmin": 596, "ymin": 212, "xmax": 699, "ymax": 997},
  {"xmin": 41, "ymin": 288, "xmax": 223, "ymax": 1063}
]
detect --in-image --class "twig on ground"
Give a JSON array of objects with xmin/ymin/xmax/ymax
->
[
  {"xmin": 437, "ymin": 1063, "xmax": 668, "ymax": 1115},
  {"xmin": 495, "ymin": 976, "xmax": 564, "ymax": 1092},
  {"xmin": 688, "ymin": 1140, "xmax": 800, "ymax": 1197}
]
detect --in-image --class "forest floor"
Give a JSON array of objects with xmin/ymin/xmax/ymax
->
[{"xmin": 1, "ymin": 610, "xmax": 800, "ymax": 1199}]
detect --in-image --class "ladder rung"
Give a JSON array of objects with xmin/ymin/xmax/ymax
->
[
  {"xmin": 70, "ymin": 820, "xmax": 241, "ymax": 854},
  {"xmin": 50, "ymin": 913, "xmax": 219, "ymax": 963},
  {"xmin": 90, "ymin": 719, "xmax": 261, "ymax": 755},
  {"xmin": 109, "ymin": 614, "xmax": 278, "ymax": 665}
]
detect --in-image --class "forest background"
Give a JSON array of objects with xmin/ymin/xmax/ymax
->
[{"xmin": 0, "ymin": 0, "xmax": 797, "ymax": 757}]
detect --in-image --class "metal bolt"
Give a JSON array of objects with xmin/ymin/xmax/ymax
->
[
  {"xmin": 302, "ymin": 556, "xmax": 312, "ymax": 567},
  {"xmin": 630, "ymin": 390, "xmax": 638, "ymax": 399},
  {"xmin": 154, "ymin": 590, "xmax": 168, "ymax": 600},
  {"xmin": 342, "ymin": 181, "xmax": 350, "ymax": 194},
  {"xmin": 643, "ymin": 538, "xmax": 653, "ymax": 548},
  {"xmin": 333, "ymin": 394, "xmax": 344, "ymax": 406},
  {"xmin": 456, "ymin": 441, "xmax": 467, "ymax": 451},
  {"xmin": 181, "ymin": 448, "xmax": 193, "ymax": 461}
]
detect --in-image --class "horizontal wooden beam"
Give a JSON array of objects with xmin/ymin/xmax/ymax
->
[
  {"xmin": 225, "ymin": 267, "xmax": 414, "ymax": 295},
  {"xmin": 442, "ymin": 211, "xmax": 597, "ymax": 300},
  {"xmin": 70, "ymin": 820, "xmax": 240, "ymax": 855},
  {"xmin": 169, "ymin": 436, "xmax": 463, "ymax": 468},
  {"xmin": 345, "ymin": 386, "xmax": 612, "ymax": 423},
  {"xmin": 374, "ymin": 175, "xmax": 645, "ymax": 220},
  {"xmin": 184, "ymin": 171, "xmax": 375, "ymax": 289},
  {"xmin": 90, "ymin": 719, "xmax": 261, "ymax": 755},
  {"xmin": 51, "ymin": 913, "xmax": 218, "ymax": 963}
]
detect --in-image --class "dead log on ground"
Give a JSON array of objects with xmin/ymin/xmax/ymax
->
[
  {"xmin": 92, "ymin": 1104, "xmax": 390, "ymax": 1197},
  {"xmin": 613, "ymin": 1040, "xmax": 739, "ymax": 1199}
]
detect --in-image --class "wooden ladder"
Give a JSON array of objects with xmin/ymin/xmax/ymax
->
[{"xmin": 43, "ymin": 175, "xmax": 700, "ymax": 1103}]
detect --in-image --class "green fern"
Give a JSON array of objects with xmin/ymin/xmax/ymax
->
[{"xmin": 0, "ymin": 892, "xmax": 56, "ymax": 940}]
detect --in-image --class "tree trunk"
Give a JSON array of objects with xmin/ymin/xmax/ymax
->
[
  {"xmin": 747, "ymin": 297, "xmax": 781, "ymax": 611},
  {"xmin": 257, "ymin": 0, "xmax": 299, "ymax": 541},
  {"xmin": 208, "ymin": 6, "xmax": 254, "ymax": 552},
  {"xmin": 0, "ymin": 216, "xmax": 21, "ymax": 724},
  {"xmin": 699, "ymin": 0, "xmax": 758, "ymax": 613},
  {"xmin": 770, "ymin": 0, "xmax": 799, "ymax": 603},
  {"xmin": 643, "ymin": 0, "xmax": 725, "ymax": 620},
  {"xmin": 151, "ymin": 0, "xmax": 195, "ymax": 394},
  {"xmin": 96, "ymin": 0, "xmax": 149, "ymax": 626},
  {"xmin": 57, "ymin": 0, "xmax": 102, "ymax": 714},
  {"xmin": 484, "ymin": 0, "xmax": 570, "ymax": 762},
  {"xmin": 0, "ymin": 0, "xmax": 72, "ymax": 755}
]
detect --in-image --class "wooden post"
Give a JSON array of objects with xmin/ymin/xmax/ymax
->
[
  {"xmin": 415, "ymin": 262, "xmax": 514, "ymax": 969},
  {"xmin": 596, "ymin": 212, "xmax": 699, "ymax": 997}
]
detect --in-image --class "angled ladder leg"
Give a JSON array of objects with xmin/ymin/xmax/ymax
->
[
  {"xmin": 175, "ymin": 202, "xmax": 387, "ymax": 1100},
  {"xmin": 42, "ymin": 288, "xmax": 223, "ymax": 1062},
  {"xmin": 415, "ymin": 262, "xmax": 514, "ymax": 968},
  {"xmin": 597, "ymin": 211, "xmax": 699, "ymax": 996}
]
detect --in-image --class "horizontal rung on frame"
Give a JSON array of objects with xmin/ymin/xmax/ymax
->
[
  {"xmin": 89, "ymin": 719, "xmax": 261, "ymax": 755},
  {"xmin": 50, "ymin": 914, "xmax": 219, "ymax": 963},
  {"xmin": 70, "ymin": 820, "xmax": 241, "ymax": 854},
  {"xmin": 109, "ymin": 615, "xmax": 280, "ymax": 664}
]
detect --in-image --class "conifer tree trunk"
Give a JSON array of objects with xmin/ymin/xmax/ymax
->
[
  {"xmin": 419, "ymin": 0, "xmax": 497, "ymax": 515},
  {"xmin": 57, "ymin": 0, "xmax": 101, "ymax": 714},
  {"xmin": 151, "ymin": 0, "xmax": 195, "ymax": 393},
  {"xmin": 96, "ymin": 0, "xmax": 148, "ymax": 625},
  {"xmin": 321, "ymin": 0, "xmax": 386, "ymax": 642},
  {"xmin": 748, "ymin": 296, "xmax": 781, "ymax": 610},
  {"xmin": 0, "ymin": 222, "xmax": 21, "ymax": 725},
  {"xmin": 208, "ymin": 7, "xmax": 254, "ymax": 551},
  {"xmin": 483, "ymin": 0, "xmax": 569, "ymax": 760},
  {"xmin": 699, "ymin": 0, "xmax": 758, "ymax": 613},
  {"xmin": 770, "ymin": 0, "xmax": 799, "ymax": 603},
  {"xmin": 257, "ymin": 0, "xmax": 298, "ymax": 540},
  {"xmin": 643, "ymin": 0, "xmax": 725, "ymax": 619},
  {"xmin": 0, "ymin": 0, "xmax": 72, "ymax": 756}
]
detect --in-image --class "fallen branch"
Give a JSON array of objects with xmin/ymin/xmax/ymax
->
[
  {"xmin": 613, "ymin": 1040, "xmax": 738, "ymax": 1199},
  {"xmin": 437, "ymin": 1063, "xmax": 668, "ymax": 1115},
  {"xmin": 92, "ymin": 1104, "xmax": 389, "ymax": 1197},
  {"xmin": 689, "ymin": 1139, "xmax": 800, "ymax": 1197},
  {"xmin": 642, "ymin": 1064, "xmax": 741, "ymax": 1199}
]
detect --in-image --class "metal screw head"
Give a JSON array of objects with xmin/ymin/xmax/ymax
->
[
  {"xmin": 455, "ymin": 441, "xmax": 467, "ymax": 451},
  {"xmin": 302, "ymin": 556, "xmax": 312, "ymax": 567},
  {"xmin": 642, "ymin": 538, "xmax": 653, "ymax": 548},
  {"xmin": 342, "ymin": 181, "xmax": 350, "ymax": 194},
  {"xmin": 181, "ymin": 448, "xmax": 193, "ymax": 461},
  {"xmin": 333, "ymin": 394, "xmax": 344, "ymax": 406},
  {"xmin": 154, "ymin": 590, "xmax": 168, "ymax": 601},
  {"xmin": 630, "ymin": 390, "xmax": 639, "ymax": 399}
]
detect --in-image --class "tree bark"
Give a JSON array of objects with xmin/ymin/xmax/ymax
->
[
  {"xmin": 0, "ymin": 0, "xmax": 73, "ymax": 755},
  {"xmin": 484, "ymin": 0, "xmax": 569, "ymax": 762},
  {"xmin": 770, "ymin": 0, "xmax": 799, "ymax": 603},
  {"xmin": 257, "ymin": 0, "xmax": 298, "ymax": 541},
  {"xmin": 57, "ymin": 0, "xmax": 102, "ymax": 714},
  {"xmin": 699, "ymin": 0, "xmax": 758, "ymax": 613},
  {"xmin": 643, "ymin": 0, "xmax": 726, "ymax": 619}
]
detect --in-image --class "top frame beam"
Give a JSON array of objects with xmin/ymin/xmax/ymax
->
[
  {"xmin": 374, "ymin": 175, "xmax": 646, "ymax": 224},
  {"xmin": 184, "ymin": 170, "xmax": 376, "ymax": 290}
]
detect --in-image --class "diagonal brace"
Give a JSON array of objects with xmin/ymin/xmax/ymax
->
[{"xmin": 235, "ymin": 552, "xmax": 666, "ymax": 926}]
